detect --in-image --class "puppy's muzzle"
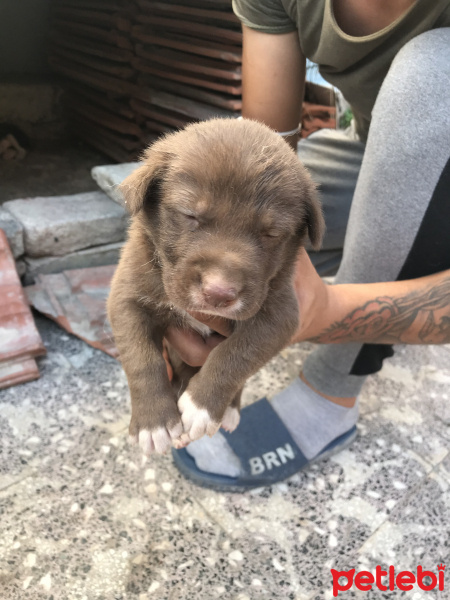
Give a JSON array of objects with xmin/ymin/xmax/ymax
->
[
  {"xmin": 182, "ymin": 247, "xmax": 254, "ymax": 315},
  {"xmin": 201, "ymin": 281, "xmax": 238, "ymax": 309}
]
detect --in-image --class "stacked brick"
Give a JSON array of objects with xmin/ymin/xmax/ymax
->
[
  {"xmin": 0, "ymin": 230, "xmax": 46, "ymax": 389},
  {"xmin": 49, "ymin": 0, "xmax": 241, "ymax": 162}
]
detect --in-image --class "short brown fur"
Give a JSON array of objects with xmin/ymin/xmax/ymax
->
[{"xmin": 107, "ymin": 118, "xmax": 324, "ymax": 451}]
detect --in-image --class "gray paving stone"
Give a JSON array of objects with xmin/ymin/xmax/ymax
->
[
  {"xmin": 91, "ymin": 162, "xmax": 141, "ymax": 206},
  {"xmin": 22, "ymin": 241, "xmax": 124, "ymax": 285},
  {"xmin": 3, "ymin": 192, "xmax": 128, "ymax": 258},
  {"xmin": 15, "ymin": 258, "xmax": 26, "ymax": 277},
  {"xmin": 0, "ymin": 207, "xmax": 24, "ymax": 258}
]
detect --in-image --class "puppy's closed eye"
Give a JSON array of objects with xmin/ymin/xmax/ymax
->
[
  {"xmin": 178, "ymin": 211, "xmax": 200, "ymax": 231},
  {"xmin": 261, "ymin": 229, "xmax": 282, "ymax": 239}
]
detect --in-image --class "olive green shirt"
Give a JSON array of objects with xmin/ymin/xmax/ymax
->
[{"xmin": 232, "ymin": 0, "xmax": 450, "ymax": 140}]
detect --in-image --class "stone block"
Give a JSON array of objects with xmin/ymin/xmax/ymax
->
[
  {"xmin": 0, "ymin": 207, "xmax": 24, "ymax": 258},
  {"xmin": 91, "ymin": 162, "xmax": 140, "ymax": 206},
  {"xmin": 23, "ymin": 241, "xmax": 124, "ymax": 285},
  {"xmin": 3, "ymin": 191, "xmax": 128, "ymax": 258},
  {"xmin": 15, "ymin": 259, "xmax": 26, "ymax": 277}
]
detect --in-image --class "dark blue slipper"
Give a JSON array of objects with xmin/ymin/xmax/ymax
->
[{"xmin": 172, "ymin": 397, "xmax": 357, "ymax": 492}]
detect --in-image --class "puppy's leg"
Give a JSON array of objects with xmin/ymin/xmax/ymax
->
[
  {"xmin": 108, "ymin": 296, "xmax": 182, "ymax": 455},
  {"xmin": 178, "ymin": 287, "xmax": 299, "ymax": 442},
  {"xmin": 167, "ymin": 341, "xmax": 240, "ymax": 443},
  {"xmin": 221, "ymin": 390, "xmax": 241, "ymax": 433}
]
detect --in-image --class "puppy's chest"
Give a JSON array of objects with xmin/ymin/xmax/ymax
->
[
  {"xmin": 141, "ymin": 291, "xmax": 214, "ymax": 337},
  {"xmin": 167, "ymin": 304, "xmax": 213, "ymax": 338}
]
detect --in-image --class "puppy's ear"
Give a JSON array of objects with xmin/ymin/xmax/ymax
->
[
  {"xmin": 119, "ymin": 139, "xmax": 173, "ymax": 215},
  {"xmin": 294, "ymin": 172, "xmax": 325, "ymax": 250},
  {"xmin": 305, "ymin": 191, "xmax": 325, "ymax": 250}
]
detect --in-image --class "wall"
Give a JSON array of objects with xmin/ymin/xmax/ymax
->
[
  {"xmin": 0, "ymin": 0, "xmax": 52, "ymax": 77},
  {"xmin": 0, "ymin": 0, "xmax": 66, "ymax": 139}
]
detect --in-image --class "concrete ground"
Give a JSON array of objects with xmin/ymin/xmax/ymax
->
[
  {"xmin": 0, "ymin": 314, "xmax": 449, "ymax": 600},
  {"xmin": 1, "ymin": 138, "xmax": 107, "ymax": 204}
]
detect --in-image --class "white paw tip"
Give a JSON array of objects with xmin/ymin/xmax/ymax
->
[
  {"xmin": 178, "ymin": 390, "xmax": 194, "ymax": 412},
  {"xmin": 138, "ymin": 429, "xmax": 154, "ymax": 455},
  {"xmin": 178, "ymin": 391, "xmax": 219, "ymax": 441},
  {"xmin": 206, "ymin": 421, "xmax": 221, "ymax": 438},
  {"xmin": 168, "ymin": 422, "xmax": 183, "ymax": 440},
  {"xmin": 221, "ymin": 407, "xmax": 240, "ymax": 433},
  {"xmin": 173, "ymin": 436, "xmax": 190, "ymax": 450},
  {"xmin": 152, "ymin": 427, "xmax": 172, "ymax": 454},
  {"xmin": 179, "ymin": 433, "xmax": 191, "ymax": 445}
]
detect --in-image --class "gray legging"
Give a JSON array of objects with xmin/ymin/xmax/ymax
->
[{"xmin": 298, "ymin": 28, "xmax": 450, "ymax": 398}]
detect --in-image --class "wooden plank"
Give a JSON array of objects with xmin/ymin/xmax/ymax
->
[
  {"xmin": 70, "ymin": 115, "xmax": 143, "ymax": 151},
  {"xmin": 142, "ymin": 0, "xmax": 232, "ymax": 8},
  {"xmin": 52, "ymin": 18, "xmax": 133, "ymax": 50},
  {"xmin": 136, "ymin": 1, "xmax": 240, "ymax": 25},
  {"xmin": 134, "ymin": 86, "xmax": 238, "ymax": 119},
  {"xmin": 144, "ymin": 120, "xmax": 177, "ymax": 135},
  {"xmin": 176, "ymin": 0, "xmax": 232, "ymax": 6},
  {"xmin": 66, "ymin": 84, "xmax": 135, "ymax": 119},
  {"xmin": 139, "ymin": 131, "xmax": 160, "ymax": 146},
  {"xmin": 65, "ymin": 97, "xmax": 142, "ymax": 137},
  {"xmin": 132, "ymin": 27, "xmax": 241, "ymax": 62},
  {"xmin": 51, "ymin": 33, "xmax": 133, "ymax": 63},
  {"xmin": 133, "ymin": 58, "xmax": 242, "ymax": 95},
  {"xmin": 53, "ymin": 45, "xmax": 134, "ymax": 79},
  {"xmin": 49, "ymin": 56, "xmax": 139, "ymax": 96},
  {"xmin": 130, "ymin": 99, "xmax": 195, "ymax": 129},
  {"xmin": 137, "ymin": 74, "xmax": 242, "ymax": 111},
  {"xmin": 70, "ymin": 121, "xmax": 141, "ymax": 162},
  {"xmin": 52, "ymin": 6, "xmax": 131, "ymax": 32},
  {"xmin": 136, "ymin": 15, "xmax": 242, "ymax": 45},
  {"xmin": 57, "ymin": 0, "xmax": 126, "ymax": 11},
  {"xmin": 135, "ymin": 45, "xmax": 241, "ymax": 80}
]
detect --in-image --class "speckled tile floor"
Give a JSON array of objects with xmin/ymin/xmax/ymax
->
[{"xmin": 0, "ymin": 315, "xmax": 449, "ymax": 600}]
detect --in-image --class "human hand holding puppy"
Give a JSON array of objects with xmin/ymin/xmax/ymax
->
[{"xmin": 107, "ymin": 118, "xmax": 324, "ymax": 455}]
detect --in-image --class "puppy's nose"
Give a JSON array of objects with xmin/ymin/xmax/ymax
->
[{"xmin": 202, "ymin": 283, "xmax": 237, "ymax": 308}]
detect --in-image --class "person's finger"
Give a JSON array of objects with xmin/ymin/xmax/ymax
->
[
  {"xmin": 187, "ymin": 311, "xmax": 234, "ymax": 337},
  {"xmin": 165, "ymin": 326, "xmax": 226, "ymax": 367}
]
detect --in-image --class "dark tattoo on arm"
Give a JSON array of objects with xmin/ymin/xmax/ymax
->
[{"xmin": 309, "ymin": 275, "xmax": 450, "ymax": 345}]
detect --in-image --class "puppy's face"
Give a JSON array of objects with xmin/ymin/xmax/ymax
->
[{"xmin": 121, "ymin": 119, "xmax": 324, "ymax": 320}]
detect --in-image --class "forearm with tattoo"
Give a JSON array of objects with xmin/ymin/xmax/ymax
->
[{"xmin": 309, "ymin": 274, "xmax": 450, "ymax": 345}]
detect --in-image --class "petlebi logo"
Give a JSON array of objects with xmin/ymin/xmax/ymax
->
[{"xmin": 331, "ymin": 564, "xmax": 445, "ymax": 597}]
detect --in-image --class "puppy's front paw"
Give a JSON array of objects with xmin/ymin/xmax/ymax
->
[
  {"xmin": 134, "ymin": 425, "xmax": 183, "ymax": 455},
  {"xmin": 178, "ymin": 391, "xmax": 220, "ymax": 441},
  {"xmin": 129, "ymin": 408, "xmax": 183, "ymax": 455},
  {"xmin": 221, "ymin": 406, "xmax": 240, "ymax": 433}
]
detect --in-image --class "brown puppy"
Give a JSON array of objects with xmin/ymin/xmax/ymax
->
[{"xmin": 107, "ymin": 118, "xmax": 324, "ymax": 455}]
